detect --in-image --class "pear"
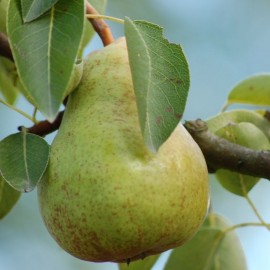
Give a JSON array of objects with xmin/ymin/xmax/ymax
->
[{"xmin": 37, "ymin": 37, "xmax": 209, "ymax": 263}]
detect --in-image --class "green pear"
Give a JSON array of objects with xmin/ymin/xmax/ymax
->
[{"xmin": 37, "ymin": 37, "xmax": 209, "ymax": 263}]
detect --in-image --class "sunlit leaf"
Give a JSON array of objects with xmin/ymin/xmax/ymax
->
[
  {"xmin": 215, "ymin": 122, "xmax": 270, "ymax": 196},
  {"xmin": 0, "ymin": 57, "xmax": 19, "ymax": 104},
  {"xmin": 0, "ymin": 0, "xmax": 8, "ymax": 33},
  {"xmin": 226, "ymin": 74, "xmax": 270, "ymax": 108},
  {"xmin": 164, "ymin": 213, "xmax": 247, "ymax": 270},
  {"xmin": 21, "ymin": 0, "xmax": 59, "ymax": 22},
  {"xmin": 0, "ymin": 174, "xmax": 21, "ymax": 219},
  {"xmin": 206, "ymin": 109, "xmax": 270, "ymax": 140},
  {"xmin": 118, "ymin": 254, "xmax": 160, "ymax": 270},
  {"xmin": 7, "ymin": 0, "xmax": 85, "ymax": 121},
  {"xmin": 0, "ymin": 131, "xmax": 50, "ymax": 192},
  {"xmin": 125, "ymin": 18, "xmax": 190, "ymax": 152}
]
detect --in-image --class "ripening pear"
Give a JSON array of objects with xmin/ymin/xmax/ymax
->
[{"xmin": 37, "ymin": 37, "xmax": 209, "ymax": 263}]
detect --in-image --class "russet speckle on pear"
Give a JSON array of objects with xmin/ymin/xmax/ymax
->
[{"xmin": 37, "ymin": 37, "xmax": 209, "ymax": 263}]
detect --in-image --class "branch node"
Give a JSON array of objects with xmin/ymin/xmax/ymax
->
[{"xmin": 184, "ymin": 119, "xmax": 208, "ymax": 134}]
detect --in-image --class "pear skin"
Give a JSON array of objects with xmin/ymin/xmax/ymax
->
[{"xmin": 38, "ymin": 37, "xmax": 209, "ymax": 263}]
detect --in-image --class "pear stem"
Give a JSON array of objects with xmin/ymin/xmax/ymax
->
[
  {"xmin": 18, "ymin": 110, "xmax": 64, "ymax": 137},
  {"xmin": 85, "ymin": 2, "xmax": 115, "ymax": 46}
]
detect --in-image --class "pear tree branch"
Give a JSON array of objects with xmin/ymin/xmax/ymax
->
[{"xmin": 184, "ymin": 119, "xmax": 270, "ymax": 180}]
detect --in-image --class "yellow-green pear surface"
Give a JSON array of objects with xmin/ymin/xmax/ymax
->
[{"xmin": 38, "ymin": 37, "xmax": 209, "ymax": 263}]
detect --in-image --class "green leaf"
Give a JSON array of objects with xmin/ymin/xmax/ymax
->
[
  {"xmin": 206, "ymin": 109, "xmax": 270, "ymax": 140},
  {"xmin": 0, "ymin": 131, "xmax": 50, "ymax": 192},
  {"xmin": 118, "ymin": 254, "xmax": 160, "ymax": 270},
  {"xmin": 7, "ymin": 0, "xmax": 85, "ymax": 121},
  {"xmin": 125, "ymin": 18, "xmax": 190, "ymax": 152},
  {"xmin": 215, "ymin": 122, "xmax": 270, "ymax": 196},
  {"xmin": 0, "ymin": 57, "xmax": 19, "ymax": 104},
  {"xmin": 0, "ymin": 174, "xmax": 21, "ymax": 219},
  {"xmin": 0, "ymin": 0, "xmax": 8, "ymax": 33},
  {"xmin": 164, "ymin": 213, "xmax": 247, "ymax": 270},
  {"xmin": 21, "ymin": 0, "xmax": 59, "ymax": 22},
  {"xmin": 226, "ymin": 74, "xmax": 270, "ymax": 107},
  {"xmin": 78, "ymin": 0, "xmax": 107, "ymax": 58}
]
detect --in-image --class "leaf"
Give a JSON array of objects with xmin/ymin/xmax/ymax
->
[
  {"xmin": 164, "ymin": 213, "xmax": 247, "ymax": 270},
  {"xmin": 118, "ymin": 254, "xmax": 160, "ymax": 270},
  {"xmin": 0, "ymin": 57, "xmax": 19, "ymax": 104},
  {"xmin": 0, "ymin": 174, "xmax": 21, "ymax": 219},
  {"xmin": 0, "ymin": 0, "xmax": 8, "ymax": 33},
  {"xmin": 7, "ymin": 0, "xmax": 85, "ymax": 121},
  {"xmin": 0, "ymin": 131, "xmax": 50, "ymax": 192},
  {"xmin": 206, "ymin": 109, "xmax": 270, "ymax": 140},
  {"xmin": 125, "ymin": 18, "xmax": 190, "ymax": 152},
  {"xmin": 78, "ymin": 0, "xmax": 107, "ymax": 58},
  {"xmin": 226, "ymin": 74, "xmax": 270, "ymax": 108},
  {"xmin": 21, "ymin": 0, "xmax": 59, "ymax": 22},
  {"xmin": 215, "ymin": 122, "xmax": 270, "ymax": 196}
]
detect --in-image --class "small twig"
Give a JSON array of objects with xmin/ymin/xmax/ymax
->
[
  {"xmin": 0, "ymin": 98, "xmax": 35, "ymax": 123},
  {"xmin": 86, "ymin": 14, "xmax": 124, "ymax": 25},
  {"xmin": 0, "ymin": 32, "xmax": 13, "ymax": 62},
  {"xmin": 222, "ymin": 222, "xmax": 270, "ymax": 234},
  {"xmin": 85, "ymin": 2, "xmax": 114, "ymax": 46},
  {"xmin": 184, "ymin": 119, "xmax": 270, "ymax": 180}
]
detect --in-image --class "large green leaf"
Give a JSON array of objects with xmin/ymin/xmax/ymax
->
[
  {"xmin": 226, "ymin": 74, "xmax": 270, "ymax": 108},
  {"xmin": 118, "ymin": 254, "xmax": 160, "ymax": 270},
  {"xmin": 0, "ymin": 131, "xmax": 50, "ymax": 192},
  {"xmin": 125, "ymin": 18, "xmax": 190, "ymax": 152},
  {"xmin": 7, "ymin": 0, "xmax": 85, "ymax": 121},
  {"xmin": 0, "ymin": 174, "xmax": 21, "ymax": 219},
  {"xmin": 215, "ymin": 122, "xmax": 270, "ymax": 196},
  {"xmin": 164, "ymin": 213, "xmax": 247, "ymax": 270},
  {"xmin": 21, "ymin": 0, "xmax": 59, "ymax": 22}
]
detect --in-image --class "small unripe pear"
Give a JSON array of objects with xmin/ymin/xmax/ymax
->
[{"xmin": 38, "ymin": 37, "xmax": 209, "ymax": 263}]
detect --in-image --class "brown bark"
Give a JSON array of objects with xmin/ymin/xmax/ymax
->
[{"xmin": 184, "ymin": 119, "xmax": 270, "ymax": 180}]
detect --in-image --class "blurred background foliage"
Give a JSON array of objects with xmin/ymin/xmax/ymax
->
[{"xmin": 1, "ymin": 0, "xmax": 270, "ymax": 269}]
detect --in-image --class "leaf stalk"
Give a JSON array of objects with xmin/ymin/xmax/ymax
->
[{"xmin": 0, "ymin": 98, "xmax": 36, "ymax": 123}]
